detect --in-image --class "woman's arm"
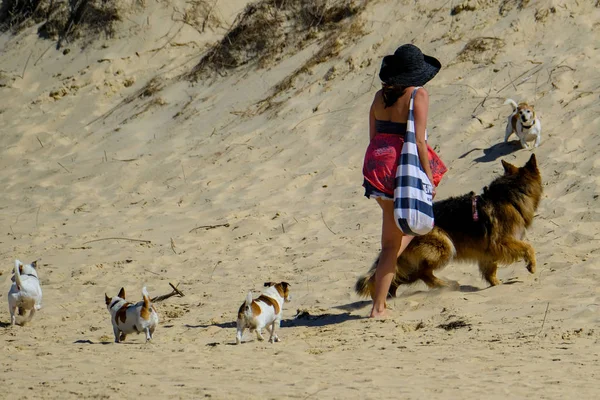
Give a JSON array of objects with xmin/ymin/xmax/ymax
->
[{"xmin": 412, "ymin": 89, "xmax": 436, "ymax": 194}]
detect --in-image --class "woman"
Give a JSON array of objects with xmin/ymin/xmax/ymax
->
[{"xmin": 362, "ymin": 44, "xmax": 447, "ymax": 318}]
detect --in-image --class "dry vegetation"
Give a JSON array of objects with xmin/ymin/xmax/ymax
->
[
  {"xmin": 173, "ymin": 0, "xmax": 223, "ymax": 34},
  {"xmin": 188, "ymin": 0, "xmax": 367, "ymax": 78},
  {"xmin": 456, "ymin": 36, "xmax": 505, "ymax": 64},
  {"xmin": 0, "ymin": 0, "xmax": 128, "ymax": 47}
]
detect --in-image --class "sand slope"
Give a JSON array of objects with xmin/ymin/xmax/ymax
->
[{"xmin": 1, "ymin": 0, "xmax": 599, "ymax": 398}]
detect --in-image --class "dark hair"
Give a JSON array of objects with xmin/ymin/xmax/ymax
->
[{"xmin": 382, "ymin": 84, "xmax": 407, "ymax": 108}]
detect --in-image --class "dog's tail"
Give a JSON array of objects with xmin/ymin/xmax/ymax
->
[
  {"xmin": 354, "ymin": 274, "xmax": 373, "ymax": 298},
  {"xmin": 504, "ymin": 98, "xmax": 518, "ymax": 110},
  {"xmin": 14, "ymin": 259, "xmax": 23, "ymax": 290},
  {"xmin": 244, "ymin": 291, "xmax": 253, "ymax": 311},
  {"xmin": 142, "ymin": 286, "xmax": 152, "ymax": 314},
  {"xmin": 354, "ymin": 258, "xmax": 378, "ymax": 299}
]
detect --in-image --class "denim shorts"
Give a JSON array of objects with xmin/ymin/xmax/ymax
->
[{"xmin": 363, "ymin": 179, "xmax": 393, "ymax": 201}]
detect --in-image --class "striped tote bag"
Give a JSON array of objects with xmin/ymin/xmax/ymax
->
[{"xmin": 393, "ymin": 87, "xmax": 435, "ymax": 235}]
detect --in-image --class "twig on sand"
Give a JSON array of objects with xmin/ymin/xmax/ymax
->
[
  {"xmin": 496, "ymin": 64, "xmax": 544, "ymax": 94},
  {"xmin": 210, "ymin": 261, "xmax": 222, "ymax": 280},
  {"xmin": 181, "ymin": 163, "xmax": 187, "ymax": 183},
  {"xmin": 320, "ymin": 212, "xmax": 337, "ymax": 235},
  {"xmin": 170, "ymin": 237, "xmax": 178, "ymax": 254},
  {"xmin": 189, "ymin": 223, "xmax": 230, "ymax": 233},
  {"xmin": 57, "ymin": 162, "xmax": 71, "ymax": 173},
  {"xmin": 304, "ymin": 388, "xmax": 327, "ymax": 399},
  {"xmin": 292, "ymin": 106, "xmax": 355, "ymax": 130},
  {"xmin": 150, "ymin": 23, "xmax": 185, "ymax": 58},
  {"xmin": 471, "ymin": 85, "xmax": 493, "ymax": 115},
  {"xmin": 36, "ymin": 136, "xmax": 44, "ymax": 148},
  {"xmin": 82, "ymin": 237, "xmax": 151, "ymax": 245},
  {"xmin": 112, "ymin": 157, "xmax": 139, "ymax": 162},
  {"xmin": 34, "ymin": 43, "xmax": 55, "ymax": 66},
  {"xmin": 19, "ymin": 51, "xmax": 33, "ymax": 79},
  {"xmin": 169, "ymin": 282, "xmax": 185, "ymax": 297},
  {"xmin": 35, "ymin": 206, "xmax": 41, "ymax": 227},
  {"xmin": 536, "ymin": 302, "xmax": 550, "ymax": 336},
  {"xmin": 547, "ymin": 64, "xmax": 575, "ymax": 84},
  {"xmin": 423, "ymin": 0, "xmax": 452, "ymax": 29},
  {"xmin": 145, "ymin": 269, "xmax": 161, "ymax": 276},
  {"xmin": 151, "ymin": 282, "xmax": 185, "ymax": 302}
]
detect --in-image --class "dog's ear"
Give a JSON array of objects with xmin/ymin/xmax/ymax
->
[
  {"xmin": 525, "ymin": 153, "xmax": 538, "ymax": 171},
  {"xmin": 501, "ymin": 160, "xmax": 518, "ymax": 175},
  {"xmin": 118, "ymin": 287, "xmax": 126, "ymax": 299},
  {"xmin": 264, "ymin": 282, "xmax": 275, "ymax": 287},
  {"xmin": 105, "ymin": 294, "xmax": 112, "ymax": 306},
  {"xmin": 31, "ymin": 260, "xmax": 37, "ymax": 269},
  {"xmin": 279, "ymin": 282, "xmax": 291, "ymax": 298}
]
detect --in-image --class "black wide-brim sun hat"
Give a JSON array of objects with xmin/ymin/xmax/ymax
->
[{"xmin": 379, "ymin": 44, "xmax": 441, "ymax": 87}]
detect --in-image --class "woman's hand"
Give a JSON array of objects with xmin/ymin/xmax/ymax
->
[{"xmin": 427, "ymin": 174, "xmax": 436, "ymax": 199}]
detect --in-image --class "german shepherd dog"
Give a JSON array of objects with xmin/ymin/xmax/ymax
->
[{"xmin": 355, "ymin": 154, "xmax": 542, "ymax": 299}]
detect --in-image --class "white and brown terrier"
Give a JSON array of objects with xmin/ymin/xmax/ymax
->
[
  {"xmin": 236, "ymin": 281, "xmax": 291, "ymax": 344},
  {"xmin": 504, "ymin": 99, "xmax": 542, "ymax": 149},
  {"xmin": 8, "ymin": 259, "xmax": 43, "ymax": 326},
  {"xmin": 105, "ymin": 287, "xmax": 158, "ymax": 343}
]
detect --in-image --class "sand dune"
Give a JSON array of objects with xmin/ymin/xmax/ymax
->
[{"xmin": 1, "ymin": 0, "xmax": 599, "ymax": 398}]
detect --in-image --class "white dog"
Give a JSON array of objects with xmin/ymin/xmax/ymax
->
[
  {"xmin": 236, "ymin": 281, "xmax": 291, "ymax": 344},
  {"xmin": 504, "ymin": 99, "xmax": 542, "ymax": 149},
  {"xmin": 8, "ymin": 259, "xmax": 43, "ymax": 326},
  {"xmin": 105, "ymin": 287, "xmax": 159, "ymax": 343}
]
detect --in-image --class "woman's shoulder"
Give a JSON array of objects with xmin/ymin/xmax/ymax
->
[
  {"xmin": 413, "ymin": 87, "xmax": 429, "ymax": 102},
  {"xmin": 371, "ymin": 89, "xmax": 384, "ymax": 108}
]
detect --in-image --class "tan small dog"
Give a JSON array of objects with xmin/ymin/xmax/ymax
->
[
  {"xmin": 105, "ymin": 287, "xmax": 158, "ymax": 343},
  {"xmin": 236, "ymin": 281, "xmax": 291, "ymax": 344},
  {"xmin": 504, "ymin": 99, "xmax": 542, "ymax": 149}
]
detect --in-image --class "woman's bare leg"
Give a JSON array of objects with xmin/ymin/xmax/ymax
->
[
  {"xmin": 369, "ymin": 198, "xmax": 404, "ymax": 318},
  {"xmin": 399, "ymin": 235, "xmax": 414, "ymax": 256}
]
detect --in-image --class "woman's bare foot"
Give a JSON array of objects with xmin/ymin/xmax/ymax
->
[{"xmin": 368, "ymin": 304, "xmax": 389, "ymax": 318}]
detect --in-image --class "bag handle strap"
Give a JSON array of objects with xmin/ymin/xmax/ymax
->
[{"xmin": 409, "ymin": 86, "xmax": 427, "ymax": 141}]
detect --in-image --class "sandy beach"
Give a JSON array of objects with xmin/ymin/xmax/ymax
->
[{"xmin": 1, "ymin": 0, "xmax": 599, "ymax": 398}]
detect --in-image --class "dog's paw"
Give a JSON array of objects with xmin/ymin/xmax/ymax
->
[
  {"xmin": 526, "ymin": 262, "xmax": 536, "ymax": 274},
  {"xmin": 487, "ymin": 277, "xmax": 501, "ymax": 286},
  {"xmin": 444, "ymin": 279, "xmax": 461, "ymax": 291}
]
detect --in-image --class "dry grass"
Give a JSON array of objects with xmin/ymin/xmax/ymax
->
[
  {"xmin": 188, "ymin": 0, "xmax": 367, "ymax": 79},
  {"xmin": 0, "ymin": 0, "xmax": 48, "ymax": 32},
  {"xmin": 173, "ymin": 0, "xmax": 223, "ymax": 34},
  {"xmin": 456, "ymin": 36, "xmax": 505, "ymax": 64},
  {"xmin": 261, "ymin": 18, "xmax": 366, "ymax": 109},
  {"xmin": 450, "ymin": 0, "xmax": 532, "ymax": 17},
  {"xmin": 499, "ymin": 0, "xmax": 530, "ymax": 16},
  {"xmin": 0, "ymin": 0, "xmax": 128, "ymax": 48}
]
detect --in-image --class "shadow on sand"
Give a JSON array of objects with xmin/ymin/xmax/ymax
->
[
  {"xmin": 73, "ymin": 339, "xmax": 114, "ymax": 345},
  {"xmin": 185, "ymin": 308, "xmax": 364, "ymax": 331},
  {"xmin": 281, "ymin": 311, "xmax": 362, "ymax": 328},
  {"xmin": 459, "ymin": 140, "xmax": 522, "ymax": 163}
]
